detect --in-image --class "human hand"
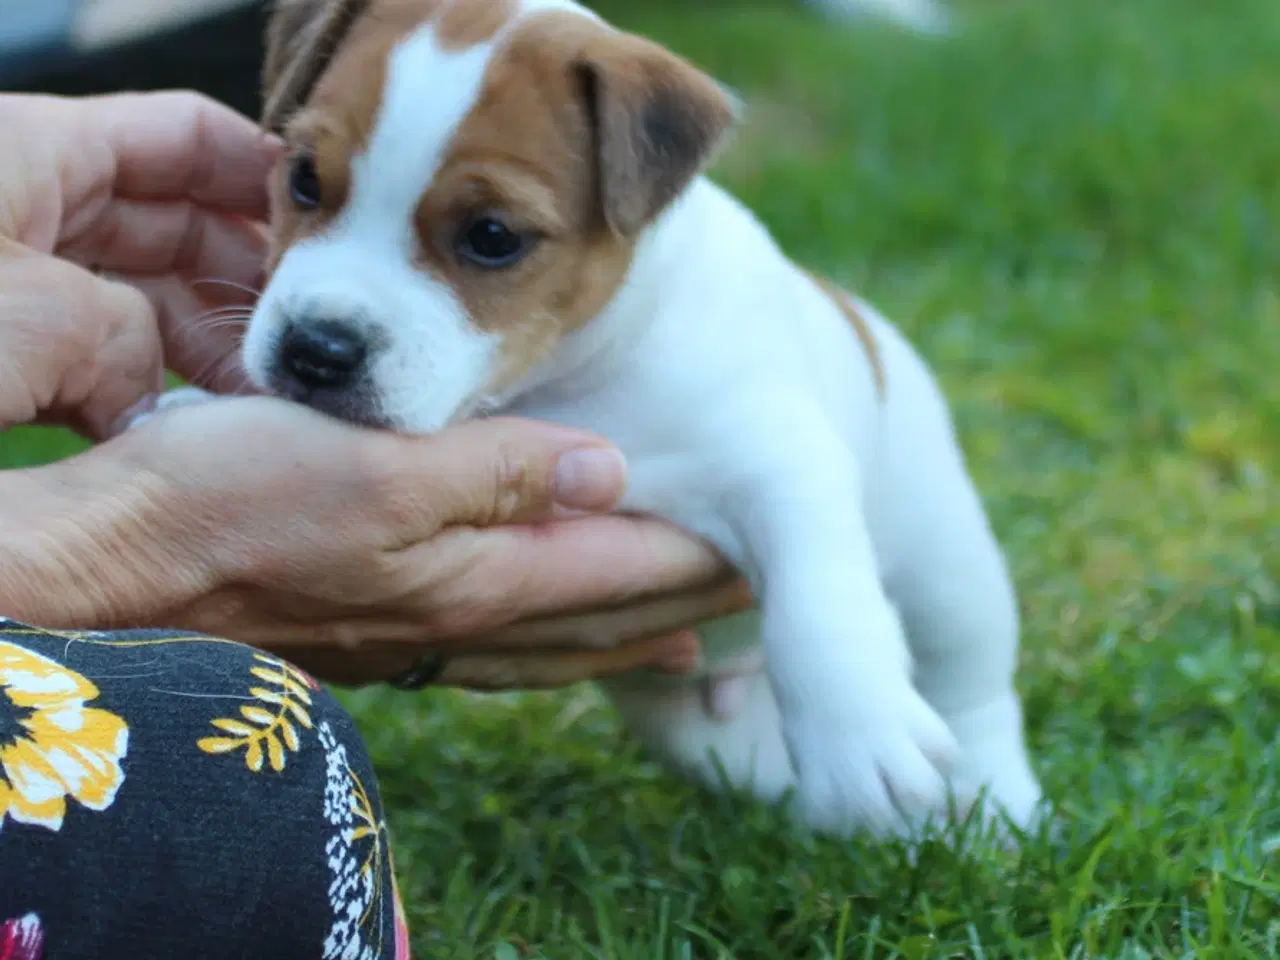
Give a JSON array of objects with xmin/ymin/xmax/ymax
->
[
  {"xmin": 6, "ymin": 395, "xmax": 745, "ymax": 687},
  {"xmin": 0, "ymin": 91, "xmax": 277, "ymax": 438},
  {"xmin": 0, "ymin": 90, "xmax": 750, "ymax": 689}
]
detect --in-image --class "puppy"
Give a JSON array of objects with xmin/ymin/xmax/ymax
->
[{"xmin": 149, "ymin": 0, "xmax": 1039, "ymax": 838}]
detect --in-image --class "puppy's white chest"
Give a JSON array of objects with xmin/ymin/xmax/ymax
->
[{"xmin": 509, "ymin": 382, "xmax": 758, "ymax": 567}]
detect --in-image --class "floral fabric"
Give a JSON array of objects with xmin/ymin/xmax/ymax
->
[{"xmin": 0, "ymin": 619, "xmax": 410, "ymax": 959}]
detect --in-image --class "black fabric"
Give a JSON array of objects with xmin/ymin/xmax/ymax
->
[{"xmin": 0, "ymin": 619, "xmax": 409, "ymax": 960}]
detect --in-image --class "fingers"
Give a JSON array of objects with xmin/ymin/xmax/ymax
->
[
  {"xmin": 387, "ymin": 514, "xmax": 731, "ymax": 638},
  {"xmin": 259, "ymin": 631, "xmax": 701, "ymax": 689},
  {"xmin": 429, "ymin": 630, "xmax": 704, "ymax": 690},
  {"xmin": 0, "ymin": 241, "xmax": 163, "ymax": 438},
  {"xmin": 61, "ymin": 201, "xmax": 265, "ymax": 395},
  {"xmin": 371, "ymin": 417, "xmax": 629, "ymax": 540},
  {"xmin": 61, "ymin": 202, "xmax": 267, "ymax": 394},
  {"xmin": 70, "ymin": 269, "xmax": 166, "ymax": 439},
  {"xmin": 58, "ymin": 198, "xmax": 268, "ymax": 285},
  {"xmin": 462, "ymin": 575, "xmax": 754, "ymax": 649},
  {"xmin": 84, "ymin": 91, "xmax": 281, "ymax": 218},
  {"xmin": 155, "ymin": 585, "xmax": 709, "ymax": 690}
]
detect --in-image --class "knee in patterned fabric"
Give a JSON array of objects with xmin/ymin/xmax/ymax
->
[{"xmin": 0, "ymin": 621, "xmax": 408, "ymax": 959}]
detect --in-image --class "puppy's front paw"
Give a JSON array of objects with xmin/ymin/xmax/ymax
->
[
  {"xmin": 122, "ymin": 386, "xmax": 218, "ymax": 431},
  {"xmin": 785, "ymin": 683, "xmax": 959, "ymax": 837}
]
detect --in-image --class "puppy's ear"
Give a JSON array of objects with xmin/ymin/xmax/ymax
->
[
  {"xmin": 574, "ymin": 33, "xmax": 740, "ymax": 237},
  {"xmin": 262, "ymin": 0, "xmax": 367, "ymax": 133}
]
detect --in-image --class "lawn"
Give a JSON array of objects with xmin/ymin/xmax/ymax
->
[{"xmin": 3, "ymin": 0, "xmax": 1279, "ymax": 955}]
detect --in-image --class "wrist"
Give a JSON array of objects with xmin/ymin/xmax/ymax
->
[{"xmin": 0, "ymin": 445, "xmax": 217, "ymax": 628}]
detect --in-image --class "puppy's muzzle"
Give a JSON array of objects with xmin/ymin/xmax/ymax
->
[
  {"xmin": 278, "ymin": 318, "xmax": 369, "ymax": 392},
  {"xmin": 267, "ymin": 316, "xmax": 389, "ymax": 427}
]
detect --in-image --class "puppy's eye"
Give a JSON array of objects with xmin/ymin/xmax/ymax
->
[
  {"xmin": 455, "ymin": 216, "xmax": 529, "ymax": 269},
  {"xmin": 288, "ymin": 154, "xmax": 322, "ymax": 210}
]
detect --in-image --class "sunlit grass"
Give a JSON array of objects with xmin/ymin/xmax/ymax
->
[{"xmin": 4, "ymin": 0, "xmax": 1277, "ymax": 954}]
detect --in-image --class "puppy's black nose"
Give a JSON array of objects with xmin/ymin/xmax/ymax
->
[{"xmin": 279, "ymin": 320, "xmax": 368, "ymax": 390}]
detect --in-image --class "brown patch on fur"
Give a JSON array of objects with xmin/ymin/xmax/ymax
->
[
  {"xmin": 807, "ymin": 271, "xmax": 886, "ymax": 397},
  {"xmin": 261, "ymin": 0, "xmax": 444, "ymax": 270},
  {"xmin": 436, "ymin": 0, "xmax": 514, "ymax": 50},
  {"xmin": 410, "ymin": 12, "xmax": 634, "ymax": 397},
  {"xmin": 575, "ymin": 26, "xmax": 739, "ymax": 237},
  {"xmin": 411, "ymin": 10, "xmax": 737, "ymax": 397},
  {"xmin": 257, "ymin": 0, "xmax": 522, "ymax": 271},
  {"xmin": 261, "ymin": 0, "xmax": 515, "ymax": 134},
  {"xmin": 261, "ymin": 0, "xmax": 371, "ymax": 134}
]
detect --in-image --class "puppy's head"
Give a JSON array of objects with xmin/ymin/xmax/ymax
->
[{"xmin": 243, "ymin": 0, "xmax": 738, "ymax": 432}]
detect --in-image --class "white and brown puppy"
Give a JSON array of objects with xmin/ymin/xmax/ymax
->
[{"xmin": 147, "ymin": 0, "xmax": 1037, "ymax": 837}]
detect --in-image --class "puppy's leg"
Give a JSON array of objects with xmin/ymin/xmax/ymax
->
[
  {"xmin": 884, "ymin": 460, "xmax": 1043, "ymax": 835},
  {"xmin": 872, "ymin": 355, "xmax": 1043, "ymax": 834},
  {"xmin": 603, "ymin": 644, "xmax": 797, "ymax": 805},
  {"xmin": 731, "ymin": 429, "xmax": 959, "ymax": 837}
]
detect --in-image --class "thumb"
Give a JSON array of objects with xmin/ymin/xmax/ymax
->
[
  {"xmin": 0, "ymin": 241, "xmax": 162, "ymax": 439},
  {"xmin": 392, "ymin": 416, "xmax": 628, "ymax": 532}
]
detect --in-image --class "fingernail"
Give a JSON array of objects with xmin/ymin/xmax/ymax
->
[{"xmin": 555, "ymin": 446, "xmax": 627, "ymax": 510}]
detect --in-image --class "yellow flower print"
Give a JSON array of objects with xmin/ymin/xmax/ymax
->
[
  {"xmin": 197, "ymin": 654, "xmax": 316, "ymax": 772},
  {"xmin": 0, "ymin": 641, "xmax": 129, "ymax": 832}
]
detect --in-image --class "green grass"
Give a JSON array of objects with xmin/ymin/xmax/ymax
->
[{"xmin": 4, "ymin": 0, "xmax": 1280, "ymax": 954}]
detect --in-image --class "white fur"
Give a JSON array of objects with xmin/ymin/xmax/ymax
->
[
  {"xmin": 195, "ymin": 0, "xmax": 1040, "ymax": 838},
  {"xmin": 500, "ymin": 181, "xmax": 1042, "ymax": 835}
]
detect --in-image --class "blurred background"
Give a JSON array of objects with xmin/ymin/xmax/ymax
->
[
  {"xmin": 2, "ymin": 0, "xmax": 1278, "ymax": 954},
  {"xmin": 0, "ymin": 0, "xmax": 265, "ymax": 112}
]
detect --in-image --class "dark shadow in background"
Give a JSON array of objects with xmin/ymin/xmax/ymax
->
[{"xmin": 0, "ymin": 1, "xmax": 268, "ymax": 118}]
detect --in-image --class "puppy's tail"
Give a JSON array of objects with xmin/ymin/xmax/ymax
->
[{"xmin": 806, "ymin": 0, "xmax": 952, "ymax": 35}]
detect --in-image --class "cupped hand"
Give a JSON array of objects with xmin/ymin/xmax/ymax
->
[
  {"xmin": 0, "ymin": 90, "xmax": 276, "ymax": 438},
  {"xmin": 95, "ymin": 396, "xmax": 746, "ymax": 686},
  {"xmin": 0, "ymin": 90, "xmax": 751, "ymax": 690}
]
